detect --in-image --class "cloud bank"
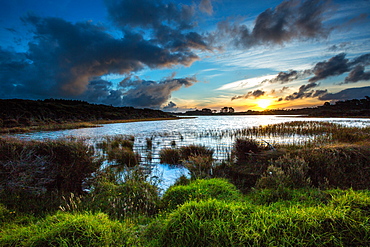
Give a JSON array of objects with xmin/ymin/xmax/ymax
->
[{"xmin": 0, "ymin": 0, "xmax": 211, "ymax": 108}]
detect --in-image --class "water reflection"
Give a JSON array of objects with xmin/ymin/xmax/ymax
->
[{"xmin": 10, "ymin": 115, "xmax": 370, "ymax": 190}]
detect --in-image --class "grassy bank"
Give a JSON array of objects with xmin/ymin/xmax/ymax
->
[
  {"xmin": 0, "ymin": 117, "xmax": 184, "ymax": 134},
  {"xmin": 0, "ymin": 121, "xmax": 369, "ymax": 246}
]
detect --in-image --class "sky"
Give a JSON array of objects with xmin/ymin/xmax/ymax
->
[{"xmin": 0, "ymin": 0, "xmax": 370, "ymax": 112}]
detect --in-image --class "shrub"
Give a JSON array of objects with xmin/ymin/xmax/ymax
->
[
  {"xmin": 179, "ymin": 144, "xmax": 214, "ymax": 160},
  {"xmin": 0, "ymin": 137, "xmax": 100, "ymax": 214},
  {"xmin": 107, "ymin": 147, "xmax": 141, "ymax": 168},
  {"xmin": 161, "ymin": 178, "xmax": 242, "ymax": 210},
  {"xmin": 82, "ymin": 169, "xmax": 160, "ymax": 220},
  {"xmin": 300, "ymin": 145, "xmax": 370, "ymax": 189},
  {"xmin": 256, "ymin": 154, "xmax": 310, "ymax": 189},
  {"xmin": 159, "ymin": 148, "xmax": 181, "ymax": 165},
  {"xmin": 0, "ymin": 212, "xmax": 136, "ymax": 246},
  {"xmin": 183, "ymin": 155, "xmax": 214, "ymax": 179}
]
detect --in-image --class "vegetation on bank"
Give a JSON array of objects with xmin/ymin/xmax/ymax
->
[
  {"xmin": 0, "ymin": 98, "xmax": 175, "ymax": 133},
  {"xmin": 0, "ymin": 121, "xmax": 369, "ymax": 246}
]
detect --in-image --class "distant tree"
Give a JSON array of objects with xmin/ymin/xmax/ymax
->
[
  {"xmin": 220, "ymin": 107, "xmax": 228, "ymax": 113},
  {"xmin": 202, "ymin": 108, "xmax": 212, "ymax": 113},
  {"xmin": 228, "ymin": 107, "xmax": 235, "ymax": 113}
]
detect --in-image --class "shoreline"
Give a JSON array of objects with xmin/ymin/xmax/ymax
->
[{"xmin": 0, "ymin": 117, "xmax": 186, "ymax": 134}]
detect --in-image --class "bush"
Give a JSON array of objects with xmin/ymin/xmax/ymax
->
[
  {"xmin": 0, "ymin": 137, "xmax": 99, "ymax": 194},
  {"xmin": 82, "ymin": 169, "xmax": 160, "ymax": 220},
  {"xmin": 161, "ymin": 178, "xmax": 242, "ymax": 210},
  {"xmin": 0, "ymin": 212, "xmax": 136, "ymax": 246},
  {"xmin": 107, "ymin": 147, "xmax": 141, "ymax": 168},
  {"xmin": 256, "ymin": 154, "xmax": 310, "ymax": 189},
  {"xmin": 0, "ymin": 137, "xmax": 100, "ymax": 214},
  {"xmin": 183, "ymin": 155, "xmax": 214, "ymax": 179},
  {"xmin": 179, "ymin": 145, "xmax": 214, "ymax": 160},
  {"xmin": 300, "ymin": 145, "xmax": 370, "ymax": 189},
  {"xmin": 159, "ymin": 148, "xmax": 181, "ymax": 165}
]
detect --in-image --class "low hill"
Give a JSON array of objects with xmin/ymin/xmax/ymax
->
[{"xmin": 0, "ymin": 99, "xmax": 173, "ymax": 128}]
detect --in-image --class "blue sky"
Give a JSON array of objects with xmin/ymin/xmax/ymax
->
[{"xmin": 0, "ymin": 0, "xmax": 369, "ymax": 112}]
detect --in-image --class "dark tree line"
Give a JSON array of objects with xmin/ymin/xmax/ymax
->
[{"xmin": 0, "ymin": 99, "xmax": 173, "ymax": 128}]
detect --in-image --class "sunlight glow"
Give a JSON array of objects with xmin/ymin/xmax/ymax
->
[{"xmin": 257, "ymin": 99, "xmax": 271, "ymax": 109}]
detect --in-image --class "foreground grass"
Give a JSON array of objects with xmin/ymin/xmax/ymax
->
[{"xmin": 1, "ymin": 183, "xmax": 369, "ymax": 246}]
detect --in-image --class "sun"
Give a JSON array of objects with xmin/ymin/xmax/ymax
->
[{"xmin": 257, "ymin": 99, "xmax": 271, "ymax": 109}]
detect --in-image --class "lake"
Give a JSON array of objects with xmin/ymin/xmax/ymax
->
[{"xmin": 11, "ymin": 115, "xmax": 370, "ymax": 190}]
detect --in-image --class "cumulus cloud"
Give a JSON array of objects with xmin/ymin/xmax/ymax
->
[
  {"xmin": 283, "ymin": 82, "xmax": 327, "ymax": 101},
  {"xmin": 262, "ymin": 70, "xmax": 311, "ymax": 84},
  {"xmin": 78, "ymin": 76, "xmax": 197, "ymax": 108},
  {"xmin": 309, "ymin": 53, "xmax": 350, "ymax": 82},
  {"xmin": 342, "ymin": 65, "xmax": 370, "ymax": 84},
  {"xmin": 266, "ymin": 53, "xmax": 370, "ymax": 86},
  {"xmin": 0, "ymin": 6, "xmax": 207, "ymax": 107},
  {"xmin": 212, "ymin": 0, "xmax": 331, "ymax": 48},
  {"xmin": 231, "ymin": 89, "xmax": 265, "ymax": 101},
  {"xmin": 105, "ymin": 0, "xmax": 212, "ymax": 52},
  {"xmin": 119, "ymin": 76, "xmax": 197, "ymax": 108}
]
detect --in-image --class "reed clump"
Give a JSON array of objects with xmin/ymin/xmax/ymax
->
[
  {"xmin": 77, "ymin": 168, "xmax": 160, "ymax": 220},
  {"xmin": 0, "ymin": 137, "xmax": 100, "ymax": 214},
  {"xmin": 159, "ymin": 148, "xmax": 181, "ymax": 165}
]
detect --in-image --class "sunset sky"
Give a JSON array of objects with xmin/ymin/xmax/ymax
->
[{"xmin": 1, "ymin": 0, "xmax": 370, "ymax": 112}]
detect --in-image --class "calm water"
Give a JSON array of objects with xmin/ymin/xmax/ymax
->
[{"xmin": 11, "ymin": 115, "xmax": 370, "ymax": 190}]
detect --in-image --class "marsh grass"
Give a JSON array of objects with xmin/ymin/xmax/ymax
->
[
  {"xmin": 1, "ymin": 120, "xmax": 370, "ymax": 246},
  {"xmin": 159, "ymin": 148, "xmax": 181, "ymax": 165},
  {"xmin": 0, "ymin": 137, "xmax": 100, "ymax": 214}
]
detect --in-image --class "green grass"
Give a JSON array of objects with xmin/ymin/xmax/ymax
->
[
  {"xmin": 0, "ymin": 211, "xmax": 137, "ymax": 246},
  {"xmin": 161, "ymin": 178, "xmax": 243, "ymax": 210},
  {"xmin": 144, "ymin": 188, "xmax": 370, "ymax": 246}
]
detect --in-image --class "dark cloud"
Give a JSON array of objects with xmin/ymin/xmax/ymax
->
[
  {"xmin": 342, "ymin": 65, "xmax": 370, "ymax": 84},
  {"xmin": 0, "ymin": 11, "xmax": 204, "ymax": 107},
  {"xmin": 309, "ymin": 53, "xmax": 350, "ymax": 82},
  {"xmin": 163, "ymin": 101, "xmax": 177, "ymax": 110},
  {"xmin": 105, "ymin": 0, "xmax": 195, "ymax": 29},
  {"xmin": 79, "ymin": 76, "xmax": 197, "ymax": 108},
  {"xmin": 309, "ymin": 53, "xmax": 370, "ymax": 83},
  {"xmin": 268, "ymin": 53, "xmax": 370, "ymax": 86},
  {"xmin": 318, "ymin": 86, "xmax": 370, "ymax": 101},
  {"xmin": 104, "ymin": 0, "xmax": 212, "ymax": 52},
  {"xmin": 199, "ymin": 0, "xmax": 213, "ymax": 15},
  {"xmin": 119, "ymin": 76, "xmax": 197, "ymax": 108},
  {"xmin": 283, "ymin": 82, "xmax": 327, "ymax": 101},
  {"xmin": 231, "ymin": 89, "xmax": 265, "ymax": 101},
  {"xmin": 263, "ymin": 70, "xmax": 311, "ymax": 84},
  {"xmin": 213, "ymin": 0, "xmax": 331, "ymax": 48}
]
